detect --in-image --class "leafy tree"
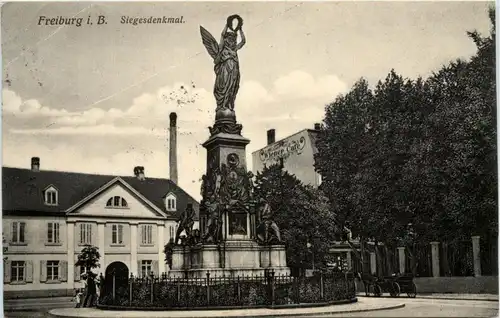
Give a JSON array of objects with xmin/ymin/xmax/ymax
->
[
  {"xmin": 315, "ymin": 8, "xmax": 497, "ymax": 275},
  {"xmin": 76, "ymin": 245, "xmax": 101, "ymax": 274},
  {"xmin": 253, "ymin": 163, "xmax": 339, "ymax": 270}
]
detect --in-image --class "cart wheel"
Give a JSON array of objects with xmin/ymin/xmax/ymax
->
[
  {"xmin": 374, "ymin": 284, "xmax": 382, "ymax": 297},
  {"xmin": 390, "ymin": 282, "xmax": 401, "ymax": 297},
  {"xmin": 407, "ymin": 282, "xmax": 417, "ymax": 298}
]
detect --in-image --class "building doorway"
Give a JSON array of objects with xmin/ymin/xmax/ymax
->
[{"xmin": 104, "ymin": 261, "xmax": 129, "ymax": 291}]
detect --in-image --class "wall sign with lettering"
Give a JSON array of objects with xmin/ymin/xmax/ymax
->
[{"xmin": 259, "ymin": 136, "xmax": 306, "ymax": 163}]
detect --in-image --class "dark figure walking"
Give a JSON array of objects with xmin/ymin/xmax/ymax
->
[{"xmin": 83, "ymin": 273, "xmax": 97, "ymax": 307}]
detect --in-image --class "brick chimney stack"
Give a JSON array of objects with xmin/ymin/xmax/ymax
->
[
  {"xmin": 314, "ymin": 123, "xmax": 321, "ymax": 130},
  {"xmin": 169, "ymin": 112, "xmax": 178, "ymax": 184},
  {"xmin": 267, "ymin": 129, "xmax": 276, "ymax": 145},
  {"xmin": 134, "ymin": 166, "xmax": 145, "ymax": 180},
  {"xmin": 31, "ymin": 157, "xmax": 40, "ymax": 172}
]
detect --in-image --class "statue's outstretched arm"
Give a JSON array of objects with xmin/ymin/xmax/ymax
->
[
  {"xmin": 236, "ymin": 29, "xmax": 246, "ymax": 50},
  {"xmin": 219, "ymin": 25, "xmax": 228, "ymax": 50}
]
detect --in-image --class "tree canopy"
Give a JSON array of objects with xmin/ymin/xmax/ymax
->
[
  {"xmin": 253, "ymin": 163, "xmax": 339, "ymax": 270},
  {"xmin": 315, "ymin": 8, "xmax": 496, "ymax": 252},
  {"xmin": 76, "ymin": 245, "xmax": 101, "ymax": 274}
]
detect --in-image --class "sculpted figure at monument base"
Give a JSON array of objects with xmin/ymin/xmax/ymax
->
[{"xmin": 256, "ymin": 198, "xmax": 282, "ymax": 245}]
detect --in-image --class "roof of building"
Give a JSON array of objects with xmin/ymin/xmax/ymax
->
[{"xmin": 2, "ymin": 167, "xmax": 199, "ymax": 219}]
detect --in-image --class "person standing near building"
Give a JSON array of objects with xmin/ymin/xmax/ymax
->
[
  {"xmin": 74, "ymin": 288, "xmax": 83, "ymax": 308},
  {"xmin": 80, "ymin": 272, "xmax": 88, "ymax": 307},
  {"xmin": 83, "ymin": 272, "xmax": 97, "ymax": 307}
]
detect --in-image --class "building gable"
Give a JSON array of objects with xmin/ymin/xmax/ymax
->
[
  {"xmin": 2, "ymin": 167, "xmax": 199, "ymax": 220},
  {"xmin": 66, "ymin": 177, "xmax": 167, "ymax": 219}
]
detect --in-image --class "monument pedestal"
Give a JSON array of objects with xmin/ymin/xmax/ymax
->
[
  {"xmin": 169, "ymin": 241, "xmax": 290, "ymax": 279},
  {"xmin": 169, "ymin": 116, "xmax": 290, "ymax": 279}
]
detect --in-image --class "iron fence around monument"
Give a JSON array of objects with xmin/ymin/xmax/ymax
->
[{"xmin": 98, "ymin": 271, "xmax": 356, "ymax": 309}]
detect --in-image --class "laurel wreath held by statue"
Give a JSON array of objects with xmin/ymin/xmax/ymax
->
[{"xmin": 226, "ymin": 14, "xmax": 243, "ymax": 31}]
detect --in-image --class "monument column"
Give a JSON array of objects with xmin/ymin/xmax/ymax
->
[
  {"xmin": 472, "ymin": 236, "xmax": 481, "ymax": 277},
  {"xmin": 430, "ymin": 241, "xmax": 440, "ymax": 277},
  {"xmin": 397, "ymin": 247, "xmax": 406, "ymax": 274}
]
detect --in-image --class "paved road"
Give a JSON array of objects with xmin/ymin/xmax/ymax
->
[
  {"xmin": 4, "ymin": 296, "xmax": 498, "ymax": 317},
  {"xmin": 329, "ymin": 297, "xmax": 498, "ymax": 317},
  {"xmin": 5, "ymin": 297, "xmax": 75, "ymax": 318}
]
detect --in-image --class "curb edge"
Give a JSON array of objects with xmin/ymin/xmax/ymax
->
[{"xmin": 47, "ymin": 303, "xmax": 406, "ymax": 318}]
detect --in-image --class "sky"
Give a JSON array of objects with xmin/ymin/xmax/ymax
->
[{"xmin": 1, "ymin": 1, "xmax": 493, "ymax": 201}]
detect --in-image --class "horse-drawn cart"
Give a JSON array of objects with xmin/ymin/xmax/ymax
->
[
  {"xmin": 394, "ymin": 274, "xmax": 417, "ymax": 298},
  {"xmin": 360, "ymin": 273, "xmax": 417, "ymax": 298}
]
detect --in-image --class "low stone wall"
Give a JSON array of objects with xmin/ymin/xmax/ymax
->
[
  {"xmin": 4, "ymin": 288, "xmax": 74, "ymax": 299},
  {"xmin": 356, "ymin": 276, "xmax": 498, "ymax": 294}
]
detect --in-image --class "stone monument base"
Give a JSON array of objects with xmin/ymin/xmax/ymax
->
[{"xmin": 169, "ymin": 241, "xmax": 290, "ymax": 279}]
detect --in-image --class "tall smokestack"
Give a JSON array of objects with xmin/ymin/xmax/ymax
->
[
  {"xmin": 267, "ymin": 129, "xmax": 275, "ymax": 145},
  {"xmin": 169, "ymin": 112, "xmax": 178, "ymax": 184}
]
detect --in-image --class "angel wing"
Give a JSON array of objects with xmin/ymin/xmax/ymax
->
[{"xmin": 200, "ymin": 26, "xmax": 219, "ymax": 60}]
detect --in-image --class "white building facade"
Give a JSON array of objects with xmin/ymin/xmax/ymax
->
[{"xmin": 3, "ymin": 161, "xmax": 199, "ymax": 299}]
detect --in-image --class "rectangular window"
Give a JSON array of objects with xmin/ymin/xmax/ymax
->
[
  {"xmin": 79, "ymin": 223, "xmax": 92, "ymax": 245},
  {"xmin": 47, "ymin": 222, "xmax": 60, "ymax": 243},
  {"xmin": 169, "ymin": 226, "xmax": 174, "ymax": 240},
  {"xmin": 47, "ymin": 260, "xmax": 60, "ymax": 281},
  {"xmin": 141, "ymin": 225, "xmax": 153, "ymax": 245},
  {"xmin": 46, "ymin": 191, "xmax": 57, "ymax": 205},
  {"xmin": 111, "ymin": 224, "xmax": 124, "ymax": 244},
  {"xmin": 166, "ymin": 198, "xmax": 176, "ymax": 210},
  {"xmin": 11, "ymin": 222, "xmax": 26, "ymax": 243},
  {"xmin": 10, "ymin": 261, "xmax": 25, "ymax": 282},
  {"xmin": 141, "ymin": 260, "xmax": 152, "ymax": 277}
]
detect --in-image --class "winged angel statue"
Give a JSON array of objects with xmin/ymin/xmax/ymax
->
[{"xmin": 200, "ymin": 15, "xmax": 246, "ymax": 112}]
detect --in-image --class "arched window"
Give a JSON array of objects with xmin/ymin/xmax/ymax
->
[
  {"xmin": 164, "ymin": 193, "xmax": 176, "ymax": 212},
  {"xmin": 106, "ymin": 196, "xmax": 128, "ymax": 208}
]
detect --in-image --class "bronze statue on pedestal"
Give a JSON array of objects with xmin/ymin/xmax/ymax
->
[
  {"xmin": 200, "ymin": 15, "xmax": 246, "ymax": 135},
  {"xmin": 203, "ymin": 195, "xmax": 222, "ymax": 243},
  {"xmin": 174, "ymin": 203, "xmax": 195, "ymax": 245},
  {"xmin": 200, "ymin": 15, "xmax": 245, "ymax": 113},
  {"xmin": 256, "ymin": 197, "xmax": 282, "ymax": 244}
]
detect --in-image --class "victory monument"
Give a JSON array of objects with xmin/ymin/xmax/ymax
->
[
  {"xmin": 92, "ymin": 15, "xmax": 355, "ymax": 311},
  {"xmin": 169, "ymin": 15, "xmax": 290, "ymax": 278}
]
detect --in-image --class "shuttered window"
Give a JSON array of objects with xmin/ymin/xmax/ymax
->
[
  {"xmin": 79, "ymin": 223, "xmax": 92, "ymax": 245},
  {"xmin": 4, "ymin": 261, "xmax": 33, "ymax": 284},
  {"xmin": 141, "ymin": 260, "xmax": 152, "ymax": 277},
  {"xmin": 47, "ymin": 261, "xmax": 59, "ymax": 281},
  {"xmin": 169, "ymin": 225, "xmax": 175, "ymax": 240},
  {"xmin": 111, "ymin": 224, "xmax": 124, "ymax": 244},
  {"xmin": 10, "ymin": 261, "xmax": 25, "ymax": 282},
  {"xmin": 141, "ymin": 225, "xmax": 153, "ymax": 245},
  {"xmin": 47, "ymin": 222, "xmax": 60, "ymax": 243},
  {"xmin": 11, "ymin": 222, "xmax": 26, "ymax": 243}
]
